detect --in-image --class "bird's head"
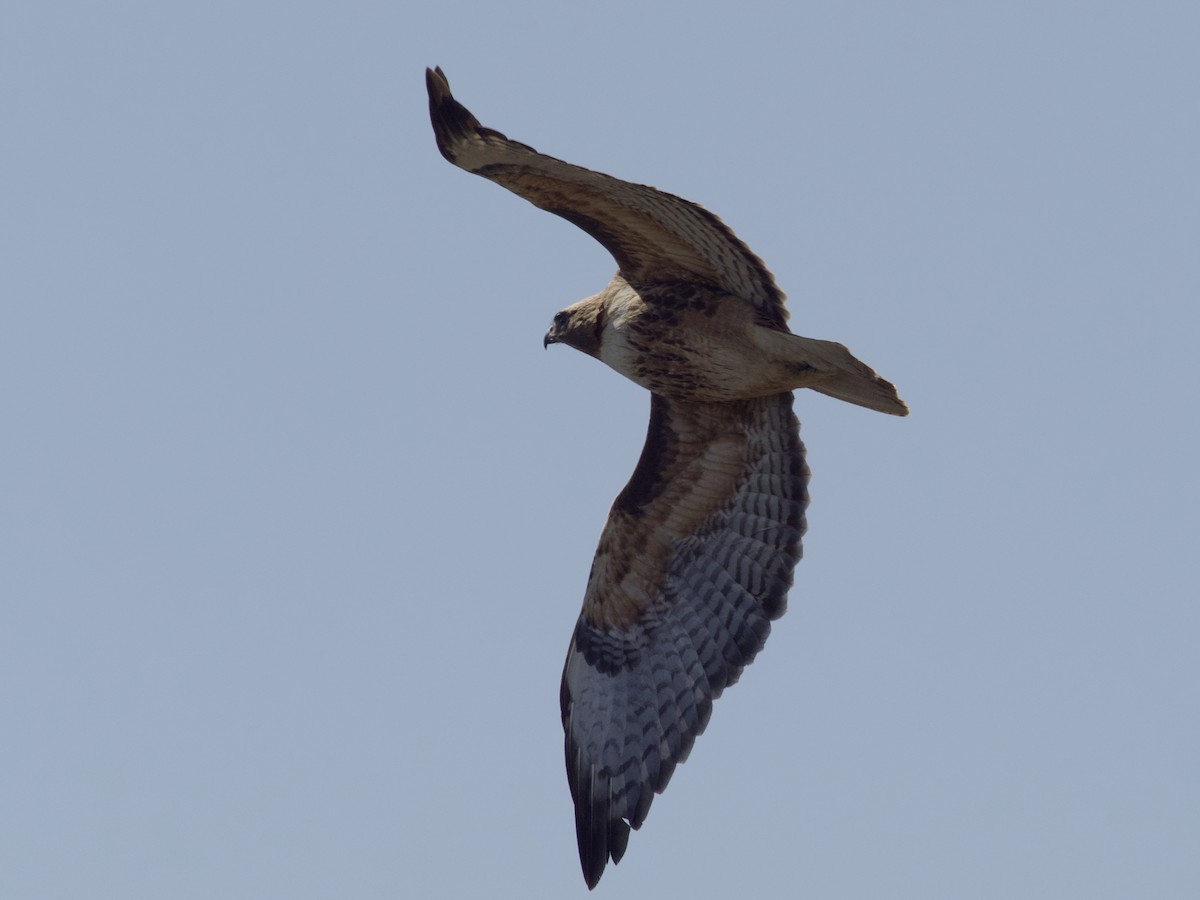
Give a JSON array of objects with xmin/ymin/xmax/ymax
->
[{"xmin": 544, "ymin": 292, "xmax": 606, "ymax": 358}]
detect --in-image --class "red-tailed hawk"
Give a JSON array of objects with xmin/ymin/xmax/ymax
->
[{"xmin": 426, "ymin": 66, "xmax": 907, "ymax": 889}]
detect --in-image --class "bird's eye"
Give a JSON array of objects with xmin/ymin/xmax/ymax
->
[{"xmin": 554, "ymin": 311, "xmax": 569, "ymax": 326}]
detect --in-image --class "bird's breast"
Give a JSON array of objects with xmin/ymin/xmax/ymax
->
[{"xmin": 598, "ymin": 306, "xmax": 790, "ymax": 402}]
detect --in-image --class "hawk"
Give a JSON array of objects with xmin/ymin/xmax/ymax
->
[{"xmin": 426, "ymin": 66, "xmax": 907, "ymax": 889}]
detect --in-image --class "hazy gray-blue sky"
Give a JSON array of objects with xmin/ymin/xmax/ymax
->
[{"xmin": 4, "ymin": 2, "xmax": 1198, "ymax": 897}]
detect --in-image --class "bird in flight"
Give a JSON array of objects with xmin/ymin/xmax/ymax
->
[{"xmin": 426, "ymin": 66, "xmax": 906, "ymax": 889}]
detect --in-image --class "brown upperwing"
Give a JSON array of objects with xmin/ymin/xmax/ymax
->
[{"xmin": 426, "ymin": 66, "xmax": 790, "ymax": 330}]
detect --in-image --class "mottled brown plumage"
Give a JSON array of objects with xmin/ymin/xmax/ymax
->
[{"xmin": 426, "ymin": 66, "xmax": 906, "ymax": 889}]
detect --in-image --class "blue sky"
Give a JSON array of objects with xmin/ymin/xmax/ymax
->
[{"xmin": 4, "ymin": 2, "xmax": 1198, "ymax": 897}]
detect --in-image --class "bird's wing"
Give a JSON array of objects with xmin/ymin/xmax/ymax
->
[
  {"xmin": 426, "ymin": 66, "xmax": 791, "ymax": 330},
  {"xmin": 560, "ymin": 393, "xmax": 808, "ymax": 888}
]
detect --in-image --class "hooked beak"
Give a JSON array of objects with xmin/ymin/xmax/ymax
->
[{"xmin": 543, "ymin": 327, "xmax": 559, "ymax": 349}]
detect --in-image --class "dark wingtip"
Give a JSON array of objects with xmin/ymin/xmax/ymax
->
[
  {"xmin": 567, "ymin": 732, "xmax": 629, "ymax": 889},
  {"xmin": 424, "ymin": 65, "xmax": 449, "ymax": 100},
  {"xmin": 579, "ymin": 806, "xmax": 608, "ymax": 889},
  {"xmin": 571, "ymin": 746, "xmax": 609, "ymax": 889},
  {"xmin": 425, "ymin": 65, "xmax": 480, "ymax": 163},
  {"xmin": 425, "ymin": 67, "xmax": 533, "ymax": 167}
]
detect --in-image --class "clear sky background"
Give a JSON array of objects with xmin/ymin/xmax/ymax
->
[{"xmin": 4, "ymin": 2, "xmax": 1198, "ymax": 898}]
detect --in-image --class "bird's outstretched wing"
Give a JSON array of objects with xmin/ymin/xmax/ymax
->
[
  {"xmin": 561, "ymin": 393, "xmax": 809, "ymax": 888},
  {"xmin": 426, "ymin": 66, "xmax": 790, "ymax": 329}
]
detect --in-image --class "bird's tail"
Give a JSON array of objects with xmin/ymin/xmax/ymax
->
[{"xmin": 768, "ymin": 332, "xmax": 909, "ymax": 416}]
